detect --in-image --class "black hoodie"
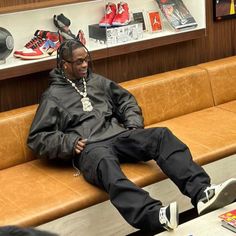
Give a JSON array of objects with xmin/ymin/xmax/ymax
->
[{"xmin": 27, "ymin": 68, "xmax": 144, "ymax": 160}]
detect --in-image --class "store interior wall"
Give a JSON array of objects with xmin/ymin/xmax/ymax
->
[{"xmin": 0, "ymin": 0, "xmax": 236, "ymax": 112}]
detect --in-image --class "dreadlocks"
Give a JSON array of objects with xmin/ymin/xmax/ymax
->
[{"xmin": 56, "ymin": 39, "xmax": 92, "ymax": 71}]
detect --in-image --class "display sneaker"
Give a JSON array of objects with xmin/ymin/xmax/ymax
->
[
  {"xmin": 53, "ymin": 13, "xmax": 71, "ymax": 29},
  {"xmin": 20, "ymin": 31, "xmax": 60, "ymax": 60},
  {"xmin": 13, "ymin": 30, "xmax": 49, "ymax": 58},
  {"xmin": 58, "ymin": 29, "xmax": 76, "ymax": 41},
  {"xmin": 159, "ymin": 202, "xmax": 178, "ymax": 231},
  {"xmin": 112, "ymin": 2, "xmax": 130, "ymax": 26},
  {"xmin": 53, "ymin": 13, "xmax": 76, "ymax": 41},
  {"xmin": 197, "ymin": 178, "xmax": 236, "ymax": 215},
  {"xmin": 99, "ymin": 2, "xmax": 117, "ymax": 27},
  {"xmin": 77, "ymin": 29, "xmax": 86, "ymax": 45}
]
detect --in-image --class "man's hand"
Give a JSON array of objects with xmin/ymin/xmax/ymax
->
[{"xmin": 74, "ymin": 139, "xmax": 87, "ymax": 155}]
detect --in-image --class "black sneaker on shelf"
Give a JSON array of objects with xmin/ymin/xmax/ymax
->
[
  {"xmin": 53, "ymin": 13, "xmax": 76, "ymax": 40},
  {"xmin": 159, "ymin": 202, "xmax": 178, "ymax": 231},
  {"xmin": 197, "ymin": 178, "xmax": 236, "ymax": 215}
]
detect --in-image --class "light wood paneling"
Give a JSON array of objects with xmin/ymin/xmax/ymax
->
[{"xmin": 0, "ymin": 0, "xmax": 91, "ymax": 14}]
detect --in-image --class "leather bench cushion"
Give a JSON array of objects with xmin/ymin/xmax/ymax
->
[
  {"xmin": 146, "ymin": 107, "xmax": 236, "ymax": 165},
  {"xmin": 198, "ymin": 56, "xmax": 236, "ymax": 105},
  {"xmin": 0, "ymin": 159, "xmax": 164, "ymax": 227},
  {"xmin": 0, "ymin": 105, "xmax": 37, "ymax": 170},
  {"xmin": 121, "ymin": 66, "xmax": 214, "ymax": 126},
  {"xmin": 1, "ymin": 106, "xmax": 235, "ymax": 227},
  {"xmin": 217, "ymin": 100, "xmax": 236, "ymax": 113}
]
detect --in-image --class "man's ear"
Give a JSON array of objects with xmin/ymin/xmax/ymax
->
[{"xmin": 63, "ymin": 61, "xmax": 69, "ymax": 70}]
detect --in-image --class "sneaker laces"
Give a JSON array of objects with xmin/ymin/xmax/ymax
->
[
  {"xmin": 105, "ymin": 5, "xmax": 113, "ymax": 15},
  {"xmin": 159, "ymin": 206, "xmax": 167, "ymax": 225},
  {"xmin": 202, "ymin": 185, "xmax": 216, "ymax": 201},
  {"xmin": 118, "ymin": 4, "xmax": 125, "ymax": 14},
  {"xmin": 31, "ymin": 38, "xmax": 45, "ymax": 49},
  {"xmin": 24, "ymin": 36, "xmax": 41, "ymax": 48}
]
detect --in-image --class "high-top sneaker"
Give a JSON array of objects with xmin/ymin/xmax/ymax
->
[
  {"xmin": 53, "ymin": 13, "xmax": 76, "ymax": 41},
  {"xmin": 159, "ymin": 202, "xmax": 178, "ymax": 231},
  {"xmin": 20, "ymin": 31, "xmax": 60, "ymax": 60},
  {"xmin": 112, "ymin": 2, "xmax": 130, "ymax": 26},
  {"xmin": 99, "ymin": 2, "xmax": 117, "ymax": 27},
  {"xmin": 13, "ymin": 30, "xmax": 48, "ymax": 58},
  {"xmin": 77, "ymin": 29, "xmax": 86, "ymax": 45}
]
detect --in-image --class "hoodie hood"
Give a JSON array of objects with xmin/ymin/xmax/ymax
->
[
  {"xmin": 49, "ymin": 68, "xmax": 68, "ymax": 86},
  {"xmin": 49, "ymin": 68, "xmax": 92, "ymax": 86}
]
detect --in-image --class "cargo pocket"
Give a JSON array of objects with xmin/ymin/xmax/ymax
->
[{"xmin": 78, "ymin": 145, "xmax": 112, "ymax": 186}]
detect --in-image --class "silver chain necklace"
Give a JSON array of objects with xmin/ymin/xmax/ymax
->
[{"xmin": 66, "ymin": 77, "xmax": 93, "ymax": 112}]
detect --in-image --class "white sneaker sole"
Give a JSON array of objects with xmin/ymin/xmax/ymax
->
[
  {"xmin": 20, "ymin": 51, "xmax": 57, "ymax": 60},
  {"xmin": 198, "ymin": 178, "xmax": 236, "ymax": 215},
  {"xmin": 112, "ymin": 20, "xmax": 130, "ymax": 26},
  {"xmin": 166, "ymin": 202, "xmax": 178, "ymax": 230}
]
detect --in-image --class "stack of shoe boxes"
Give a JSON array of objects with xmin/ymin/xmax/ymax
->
[{"xmin": 88, "ymin": 22, "xmax": 143, "ymax": 45}]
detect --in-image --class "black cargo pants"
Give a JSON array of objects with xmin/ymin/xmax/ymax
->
[{"xmin": 76, "ymin": 127, "xmax": 210, "ymax": 230}]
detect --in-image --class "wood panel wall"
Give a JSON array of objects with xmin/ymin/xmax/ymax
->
[
  {"xmin": 0, "ymin": 0, "xmax": 87, "ymax": 13},
  {"xmin": 0, "ymin": 0, "xmax": 236, "ymax": 111}
]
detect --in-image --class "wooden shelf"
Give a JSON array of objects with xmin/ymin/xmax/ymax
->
[
  {"xmin": 0, "ymin": 28, "xmax": 205, "ymax": 81},
  {"xmin": 100, "ymin": 29, "xmax": 206, "ymax": 58},
  {"xmin": 0, "ymin": 0, "xmax": 206, "ymax": 81},
  {"xmin": 0, "ymin": 0, "xmax": 94, "ymax": 14}
]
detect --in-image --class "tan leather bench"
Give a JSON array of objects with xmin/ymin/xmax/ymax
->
[
  {"xmin": 198, "ymin": 56, "xmax": 236, "ymax": 114},
  {"xmin": 0, "ymin": 56, "xmax": 235, "ymax": 227}
]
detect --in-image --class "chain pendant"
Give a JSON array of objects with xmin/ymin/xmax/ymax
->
[
  {"xmin": 65, "ymin": 76, "xmax": 93, "ymax": 112},
  {"xmin": 81, "ymin": 97, "xmax": 93, "ymax": 112}
]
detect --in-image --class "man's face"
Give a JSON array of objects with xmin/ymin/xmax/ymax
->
[{"xmin": 65, "ymin": 47, "xmax": 89, "ymax": 80}]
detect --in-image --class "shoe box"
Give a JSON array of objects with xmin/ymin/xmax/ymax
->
[{"xmin": 88, "ymin": 21, "xmax": 143, "ymax": 45}]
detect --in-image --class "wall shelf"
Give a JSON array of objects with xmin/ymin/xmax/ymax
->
[
  {"xmin": 0, "ymin": 28, "xmax": 206, "ymax": 81},
  {"xmin": 0, "ymin": 0, "xmax": 206, "ymax": 81},
  {"xmin": 0, "ymin": 0, "xmax": 93, "ymax": 14}
]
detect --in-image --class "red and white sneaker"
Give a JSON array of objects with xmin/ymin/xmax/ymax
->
[
  {"xmin": 20, "ymin": 31, "xmax": 60, "ymax": 60},
  {"xmin": 112, "ymin": 2, "xmax": 130, "ymax": 26},
  {"xmin": 99, "ymin": 2, "xmax": 117, "ymax": 27},
  {"xmin": 13, "ymin": 30, "xmax": 48, "ymax": 58}
]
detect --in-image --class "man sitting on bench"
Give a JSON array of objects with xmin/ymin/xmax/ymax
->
[{"xmin": 27, "ymin": 39, "xmax": 236, "ymax": 232}]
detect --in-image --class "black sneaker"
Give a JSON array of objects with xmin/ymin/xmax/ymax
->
[
  {"xmin": 197, "ymin": 178, "xmax": 236, "ymax": 215},
  {"xmin": 159, "ymin": 202, "xmax": 178, "ymax": 231},
  {"xmin": 53, "ymin": 13, "xmax": 76, "ymax": 40}
]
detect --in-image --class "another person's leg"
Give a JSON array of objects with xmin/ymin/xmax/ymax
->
[{"xmin": 0, "ymin": 225, "xmax": 58, "ymax": 236}]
